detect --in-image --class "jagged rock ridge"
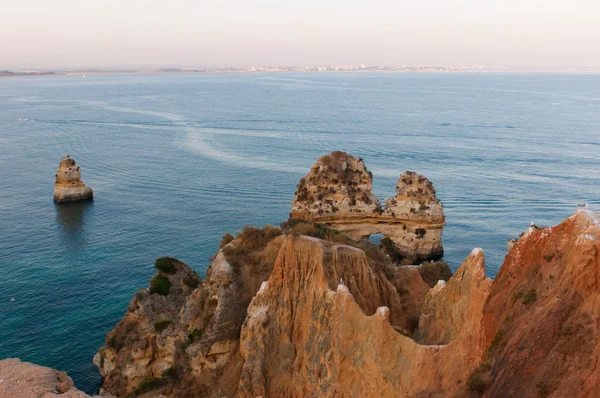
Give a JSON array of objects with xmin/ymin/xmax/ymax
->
[{"xmin": 94, "ymin": 208, "xmax": 600, "ymax": 397}]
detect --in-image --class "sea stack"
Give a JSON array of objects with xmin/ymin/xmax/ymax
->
[
  {"xmin": 53, "ymin": 155, "xmax": 93, "ymax": 203},
  {"xmin": 290, "ymin": 151, "xmax": 445, "ymax": 263}
]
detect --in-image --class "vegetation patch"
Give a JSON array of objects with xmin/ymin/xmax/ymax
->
[
  {"xmin": 280, "ymin": 218, "xmax": 332, "ymax": 240},
  {"xmin": 537, "ymin": 381, "xmax": 550, "ymax": 397},
  {"xmin": 513, "ymin": 291, "xmax": 524, "ymax": 302},
  {"xmin": 188, "ymin": 328, "xmax": 204, "ymax": 342},
  {"xmin": 487, "ymin": 329, "xmax": 506, "ymax": 354},
  {"xmin": 543, "ymin": 254, "xmax": 554, "ymax": 262},
  {"xmin": 466, "ymin": 362, "xmax": 491, "ymax": 394},
  {"xmin": 162, "ymin": 365, "xmax": 183, "ymax": 380},
  {"xmin": 418, "ymin": 261, "xmax": 452, "ymax": 288},
  {"xmin": 222, "ymin": 224, "xmax": 282, "ymax": 267},
  {"xmin": 219, "ymin": 232, "xmax": 234, "ymax": 248},
  {"xmin": 133, "ymin": 377, "xmax": 162, "ymax": 395},
  {"xmin": 154, "ymin": 319, "xmax": 173, "ymax": 333},
  {"xmin": 154, "ymin": 257, "xmax": 178, "ymax": 274},
  {"xmin": 560, "ymin": 325, "xmax": 573, "ymax": 337},
  {"xmin": 184, "ymin": 277, "xmax": 199, "ymax": 289},
  {"xmin": 149, "ymin": 275, "xmax": 172, "ymax": 296},
  {"xmin": 466, "ymin": 373, "xmax": 488, "ymax": 393},
  {"xmin": 522, "ymin": 289, "xmax": 537, "ymax": 305},
  {"xmin": 107, "ymin": 335, "xmax": 123, "ymax": 352}
]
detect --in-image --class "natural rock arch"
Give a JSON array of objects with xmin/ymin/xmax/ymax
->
[{"xmin": 290, "ymin": 151, "xmax": 445, "ymax": 263}]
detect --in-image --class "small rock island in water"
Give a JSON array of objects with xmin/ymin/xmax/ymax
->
[{"xmin": 53, "ymin": 155, "xmax": 94, "ymax": 203}]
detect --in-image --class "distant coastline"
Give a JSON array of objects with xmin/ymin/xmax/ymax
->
[
  {"xmin": 2, "ymin": 65, "xmax": 600, "ymax": 78},
  {"xmin": 0, "ymin": 70, "xmax": 63, "ymax": 77}
]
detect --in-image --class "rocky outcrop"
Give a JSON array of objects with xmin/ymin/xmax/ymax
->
[
  {"xmin": 290, "ymin": 151, "xmax": 445, "ymax": 263},
  {"xmin": 506, "ymin": 222, "xmax": 543, "ymax": 251},
  {"xmin": 415, "ymin": 248, "xmax": 492, "ymax": 345},
  {"xmin": 480, "ymin": 209, "xmax": 600, "ymax": 397},
  {"xmin": 94, "ymin": 207, "xmax": 600, "ymax": 397},
  {"xmin": 95, "ymin": 227, "xmax": 286, "ymax": 397},
  {"xmin": 95, "ymin": 225, "xmax": 433, "ymax": 397},
  {"xmin": 238, "ymin": 235, "xmax": 488, "ymax": 398},
  {"xmin": 54, "ymin": 155, "xmax": 93, "ymax": 203},
  {"xmin": 0, "ymin": 358, "xmax": 101, "ymax": 397}
]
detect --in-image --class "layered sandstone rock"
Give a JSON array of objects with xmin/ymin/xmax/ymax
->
[
  {"xmin": 415, "ymin": 248, "xmax": 492, "ymax": 345},
  {"xmin": 506, "ymin": 222, "xmax": 543, "ymax": 252},
  {"xmin": 480, "ymin": 209, "xmax": 600, "ymax": 397},
  {"xmin": 0, "ymin": 358, "xmax": 101, "ymax": 397},
  {"xmin": 95, "ymin": 227, "xmax": 286, "ymax": 397},
  {"xmin": 54, "ymin": 155, "xmax": 93, "ymax": 203},
  {"xmin": 291, "ymin": 151, "xmax": 445, "ymax": 263},
  {"xmin": 95, "ymin": 225, "xmax": 433, "ymax": 397},
  {"xmin": 94, "ymin": 208, "xmax": 600, "ymax": 397},
  {"xmin": 239, "ymin": 235, "xmax": 490, "ymax": 397}
]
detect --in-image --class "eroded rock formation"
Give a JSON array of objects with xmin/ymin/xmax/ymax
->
[
  {"xmin": 480, "ymin": 209, "xmax": 600, "ymax": 397},
  {"xmin": 291, "ymin": 151, "xmax": 445, "ymax": 263},
  {"xmin": 0, "ymin": 358, "xmax": 101, "ymax": 397},
  {"xmin": 54, "ymin": 155, "xmax": 93, "ymax": 203},
  {"xmin": 238, "ymin": 236, "xmax": 488, "ymax": 397},
  {"xmin": 94, "ymin": 224, "xmax": 433, "ymax": 397},
  {"xmin": 94, "ymin": 208, "xmax": 600, "ymax": 397}
]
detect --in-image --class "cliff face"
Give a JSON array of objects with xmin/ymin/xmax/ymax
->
[
  {"xmin": 415, "ymin": 248, "xmax": 491, "ymax": 345},
  {"xmin": 290, "ymin": 151, "xmax": 445, "ymax": 263},
  {"xmin": 238, "ymin": 236, "xmax": 487, "ymax": 398},
  {"xmin": 480, "ymin": 209, "xmax": 600, "ymax": 397},
  {"xmin": 94, "ymin": 208, "xmax": 600, "ymax": 398},
  {"xmin": 94, "ymin": 225, "xmax": 433, "ymax": 397},
  {"xmin": 54, "ymin": 155, "xmax": 93, "ymax": 203},
  {"xmin": 94, "ymin": 227, "xmax": 287, "ymax": 397}
]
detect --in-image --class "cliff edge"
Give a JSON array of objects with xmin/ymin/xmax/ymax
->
[{"xmin": 94, "ymin": 207, "xmax": 600, "ymax": 397}]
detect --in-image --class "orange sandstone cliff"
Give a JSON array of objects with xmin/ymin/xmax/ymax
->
[{"xmin": 93, "ymin": 206, "xmax": 600, "ymax": 397}]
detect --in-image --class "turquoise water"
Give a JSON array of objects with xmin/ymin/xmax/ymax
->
[{"xmin": 0, "ymin": 72, "xmax": 599, "ymax": 393}]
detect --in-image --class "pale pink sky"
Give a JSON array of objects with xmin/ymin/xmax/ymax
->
[{"xmin": 2, "ymin": 0, "xmax": 599, "ymax": 69}]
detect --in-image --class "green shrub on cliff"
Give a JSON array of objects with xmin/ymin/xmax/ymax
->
[
  {"xmin": 188, "ymin": 328, "xmax": 204, "ymax": 342},
  {"xmin": 222, "ymin": 224, "xmax": 282, "ymax": 267},
  {"xmin": 219, "ymin": 232, "xmax": 234, "ymax": 248},
  {"xmin": 154, "ymin": 319, "xmax": 173, "ymax": 332},
  {"xmin": 149, "ymin": 275, "xmax": 172, "ymax": 296},
  {"xmin": 418, "ymin": 261, "xmax": 452, "ymax": 288},
  {"xmin": 522, "ymin": 289, "xmax": 537, "ymax": 304},
  {"xmin": 280, "ymin": 218, "xmax": 332, "ymax": 240},
  {"xmin": 154, "ymin": 257, "xmax": 177, "ymax": 274},
  {"xmin": 107, "ymin": 335, "xmax": 123, "ymax": 352},
  {"xmin": 466, "ymin": 373, "xmax": 487, "ymax": 393},
  {"xmin": 487, "ymin": 329, "xmax": 505, "ymax": 353},
  {"xmin": 466, "ymin": 362, "xmax": 491, "ymax": 393},
  {"xmin": 134, "ymin": 377, "xmax": 162, "ymax": 395}
]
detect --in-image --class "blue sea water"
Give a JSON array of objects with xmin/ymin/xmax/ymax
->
[{"xmin": 0, "ymin": 72, "xmax": 599, "ymax": 393}]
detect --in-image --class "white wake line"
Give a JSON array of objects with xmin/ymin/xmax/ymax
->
[
  {"xmin": 24, "ymin": 98, "xmax": 428, "ymax": 178},
  {"xmin": 81, "ymin": 100, "xmax": 308, "ymax": 174}
]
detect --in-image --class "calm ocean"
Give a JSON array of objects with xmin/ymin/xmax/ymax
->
[{"xmin": 0, "ymin": 72, "xmax": 598, "ymax": 393}]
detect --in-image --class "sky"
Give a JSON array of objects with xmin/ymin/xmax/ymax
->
[{"xmin": 1, "ymin": 0, "xmax": 599, "ymax": 70}]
